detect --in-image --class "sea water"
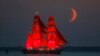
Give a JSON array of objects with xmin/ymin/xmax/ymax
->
[{"xmin": 0, "ymin": 52, "xmax": 100, "ymax": 56}]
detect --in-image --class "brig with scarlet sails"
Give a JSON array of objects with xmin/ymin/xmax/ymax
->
[{"xmin": 25, "ymin": 13, "xmax": 69, "ymax": 53}]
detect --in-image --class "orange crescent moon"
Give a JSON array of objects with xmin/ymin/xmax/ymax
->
[{"xmin": 70, "ymin": 8, "xmax": 77, "ymax": 22}]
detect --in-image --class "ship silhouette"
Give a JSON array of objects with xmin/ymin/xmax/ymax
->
[{"xmin": 24, "ymin": 13, "xmax": 69, "ymax": 54}]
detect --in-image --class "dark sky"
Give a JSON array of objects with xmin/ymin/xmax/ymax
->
[{"xmin": 0, "ymin": 0, "xmax": 100, "ymax": 47}]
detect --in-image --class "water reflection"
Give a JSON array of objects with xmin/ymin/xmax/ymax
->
[{"xmin": 26, "ymin": 54, "xmax": 60, "ymax": 56}]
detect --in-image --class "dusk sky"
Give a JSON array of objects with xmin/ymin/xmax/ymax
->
[{"xmin": 0, "ymin": 0, "xmax": 100, "ymax": 47}]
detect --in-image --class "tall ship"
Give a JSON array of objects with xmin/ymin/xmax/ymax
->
[{"xmin": 24, "ymin": 13, "xmax": 69, "ymax": 53}]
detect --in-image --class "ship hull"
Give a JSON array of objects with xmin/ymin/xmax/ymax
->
[{"xmin": 23, "ymin": 48, "xmax": 62, "ymax": 54}]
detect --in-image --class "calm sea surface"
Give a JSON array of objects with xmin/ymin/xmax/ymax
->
[{"xmin": 0, "ymin": 52, "xmax": 100, "ymax": 56}]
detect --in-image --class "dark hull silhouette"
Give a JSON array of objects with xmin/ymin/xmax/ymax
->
[{"xmin": 23, "ymin": 48, "xmax": 62, "ymax": 54}]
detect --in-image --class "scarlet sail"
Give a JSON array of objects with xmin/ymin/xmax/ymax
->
[{"xmin": 25, "ymin": 14, "xmax": 68, "ymax": 51}]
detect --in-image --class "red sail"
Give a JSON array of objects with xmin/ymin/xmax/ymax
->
[
  {"xmin": 25, "ymin": 14, "xmax": 47, "ymax": 50},
  {"xmin": 47, "ymin": 16, "xmax": 67, "ymax": 50}
]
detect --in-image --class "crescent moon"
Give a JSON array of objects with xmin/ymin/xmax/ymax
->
[{"xmin": 70, "ymin": 8, "xmax": 77, "ymax": 22}]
